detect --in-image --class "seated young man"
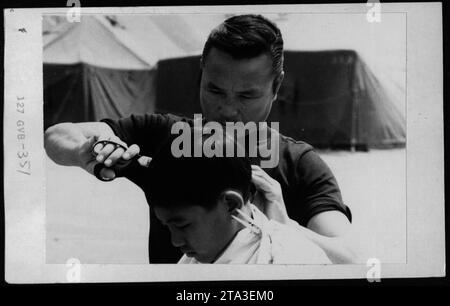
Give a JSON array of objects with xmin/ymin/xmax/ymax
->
[{"xmin": 144, "ymin": 133, "xmax": 331, "ymax": 264}]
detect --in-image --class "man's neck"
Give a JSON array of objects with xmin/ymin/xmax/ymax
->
[
  {"xmin": 210, "ymin": 204, "xmax": 253, "ymax": 263},
  {"xmin": 209, "ymin": 229, "xmax": 241, "ymax": 263}
]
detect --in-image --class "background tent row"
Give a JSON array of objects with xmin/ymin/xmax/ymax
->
[
  {"xmin": 43, "ymin": 14, "xmax": 406, "ymax": 149},
  {"xmin": 156, "ymin": 51, "xmax": 406, "ymax": 149}
]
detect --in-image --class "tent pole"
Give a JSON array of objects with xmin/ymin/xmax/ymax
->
[{"xmin": 350, "ymin": 55, "xmax": 359, "ymax": 152}]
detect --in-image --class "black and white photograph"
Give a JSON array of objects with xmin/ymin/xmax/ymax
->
[{"xmin": 3, "ymin": 3, "xmax": 445, "ymax": 283}]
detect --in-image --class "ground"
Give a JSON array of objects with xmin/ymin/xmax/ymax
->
[{"xmin": 45, "ymin": 148, "xmax": 406, "ymax": 264}]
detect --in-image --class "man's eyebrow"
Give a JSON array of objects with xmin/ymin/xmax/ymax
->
[
  {"xmin": 237, "ymin": 88, "xmax": 261, "ymax": 95},
  {"xmin": 207, "ymin": 82, "xmax": 261, "ymax": 95},
  {"xmin": 206, "ymin": 82, "xmax": 222, "ymax": 90}
]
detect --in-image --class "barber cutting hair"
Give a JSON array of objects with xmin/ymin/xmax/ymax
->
[{"xmin": 45, "ymin": 14, "xmax": 359, "ymax": 263}]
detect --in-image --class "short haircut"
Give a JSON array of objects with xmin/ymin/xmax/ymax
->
[
  {"xmin": 144, "ymin": 130, "xmax": 253, "ymax": 210},
  {"xmin": 201, "ymin": 14, "xmax": 284, "ymax": 77}
]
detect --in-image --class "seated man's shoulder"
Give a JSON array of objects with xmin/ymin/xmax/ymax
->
[{"xmin": 269, "ymin": 221, "xmax": 331, "ymax": 264}]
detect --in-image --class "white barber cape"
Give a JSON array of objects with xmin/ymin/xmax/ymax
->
[{"xmin": 178, "ymin": 204, "xmax": 331, "ymax": 264}]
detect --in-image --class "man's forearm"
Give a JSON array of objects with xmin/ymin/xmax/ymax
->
[
  {"xmin": 308, "ymin": 232, "xmax": 360, "ymax": 264},
  {"xmin": 44, "ymin": 122, "xmax": 114, "ymax": 167},
  {"xmin": 291, "ymin": 221, "xmax": 361, "ymax": 264},
  {"xmin": 44, "ymin": 123, "xmax": 86, "ymax": 166}
]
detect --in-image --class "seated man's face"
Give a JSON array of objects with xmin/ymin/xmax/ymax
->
[{"xmin": 154, "ymin": 203, "xmax": 237, "ymax": 263}]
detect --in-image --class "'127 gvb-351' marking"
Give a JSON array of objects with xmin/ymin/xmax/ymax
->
[{"xmin": 16, "ymin": 96, "xmax": 30, "ymax": 175}]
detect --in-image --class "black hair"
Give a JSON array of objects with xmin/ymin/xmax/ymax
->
[
  {"xmin": 144, "ymin": 129, "xmax": 254, "ymax": 210},
  {"xmin": 201, "ymin": 14, "xmax": 284, "ymax": 80}
]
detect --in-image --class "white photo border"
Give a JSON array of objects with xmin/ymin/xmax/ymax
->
[{"xmin": 4, "ymin": 3, "xmax": 444, "ymax": 283}]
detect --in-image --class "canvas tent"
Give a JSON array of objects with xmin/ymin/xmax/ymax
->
[
  {"xmin": 43, "ymin": 16, "xmax": 154, "ymax": 129},
  {"xmin": 43, "ymin": 14, "xmax": 213, "ymax": 130},
  {"xmin": 156, "ymin": 51, "xmax": 405, "ymax": 149},
  {"xmin": 272, "ymin": 50, "xmax": 405, "ymax": 149}
]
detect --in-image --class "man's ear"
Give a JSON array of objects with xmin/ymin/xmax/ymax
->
[
  {"xmin": 217, "ymin": 189, "xmax": 245, "ymax": 214},
  {"xmin": 272, "ymin": 71, "xmax": 285, "ymax": 101}
]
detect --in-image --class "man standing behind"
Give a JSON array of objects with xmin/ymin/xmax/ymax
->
[{"xmin": 45, "ymin": 14, "xmax": 357, "ymax": 263}]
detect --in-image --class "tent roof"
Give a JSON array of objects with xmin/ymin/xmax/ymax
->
[
  {"xmin": 44, "ymin": 16, "xmax": 151, "ymax": 69},
  {"xmin": 43, "ymin": 15, "xmax": 209, "ymax": 69}
]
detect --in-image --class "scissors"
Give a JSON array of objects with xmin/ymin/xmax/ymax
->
[{"xmin": 92, "ymin": 139, "xmax": 151, "ymax": 181}]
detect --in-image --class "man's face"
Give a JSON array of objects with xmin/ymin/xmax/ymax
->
[
  {"xmin": 200, "ymin": 48, "xmax": 278, "ymax": 124},
  {"xmin": 154, "ymin": 203, "xmax": 236, "ymax": 263}
]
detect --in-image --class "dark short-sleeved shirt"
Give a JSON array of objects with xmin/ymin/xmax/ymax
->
[{"xmin": 102, "ymin": 113, "xmax": 352, "ymax": 263}]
